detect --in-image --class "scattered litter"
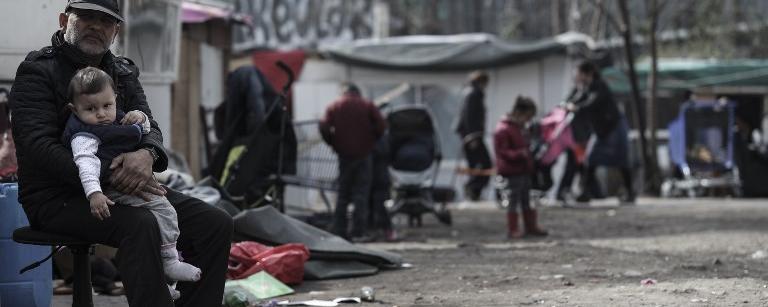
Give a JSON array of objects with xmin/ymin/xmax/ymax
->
[
  {"xmin": 500, "ymin": 276, "xmax": 519, "ymax": 283},
  {"xmin": 751, "ymin": 250, "xmax": 767, "ymax": 259},
  {"xmin": 223, "ymin": 291, "xmax": 249, "ymax": 307},
  {"xmin": 360, "ymin": 286, "xmax": 375, "ymax": 302},
  {"xmin": 711, "ymin": 290, "xmax": 727, "ymax": 296},
  {"xmin": 259, "ymin": 301, "xmax": 279, "ymax": 307},
  {"xmin": 712, "ymin": 258, "xmax": 723, "ymax": 266},
  {"xmin": 623, "ymin": 270, "xmax": 643, "ymax": 277},
  {"xmin": 308, "ymin": 291, "xmax": 326, "ymax": 296},
  {"xmin": 680, "ymin": 263, "xmax": 707, "ymax": 271},
  {"xmin": 400, "ymin": 263, "xmax": 414, "ymax": 269},
  {"xmin": 606, "ymin": 209, "xmax": 616, "ymax": 217},
  {"xmin": 276, "ymin": 297, "xmax": 361, "ymax": 306},
  {"xmin": 563, "ymin": 280, "xmax": 575, "ymax": 287},
  {"xmin": 553, "ymin": 275, "xmax": 565, "ymax": 280},
  {"xmin": 641, "ymin": 279, "xmax": 657, "ymax": 286},
  {"xmin": 691, "ymin": 298, "xmax": 708, "ymax": 303},
  {"xmin": 539, "ymin": 275, "xmax": 551, "ymax": 280},
  {"xmin": 224, "ymin": 271, "xmax": 294, "ymax": 302},
  {"xmin": 672, "ymin": 288, "xmax": 697, "ymax": 294},
  {"xmin": 561, "ymin": 264, "xmax": 573, "ymax": 269}
]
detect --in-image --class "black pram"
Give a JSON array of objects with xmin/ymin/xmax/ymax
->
[{"xmin": 387, "ymin": 105, "xmax": 452, "ymax": 226}]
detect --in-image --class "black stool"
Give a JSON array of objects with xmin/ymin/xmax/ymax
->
[{"xmin": 13, "ymin": 226, "xmax": 94, "ymax": 307}]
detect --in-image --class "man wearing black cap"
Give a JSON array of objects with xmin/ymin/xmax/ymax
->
[{"xmin": 9, "ymin": 1, "xmax": 233, "ymax": 306}]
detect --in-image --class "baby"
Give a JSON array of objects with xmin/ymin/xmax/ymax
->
[{"xmin": 63, "ymin": 67, "xmax": 200, "ymax": 299}]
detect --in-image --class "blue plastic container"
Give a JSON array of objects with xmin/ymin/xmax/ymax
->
[{"xmin": 0, "ymin": 183, "xmax": 52, "ymax": 307}]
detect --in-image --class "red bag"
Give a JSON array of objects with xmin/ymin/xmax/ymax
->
[{"xmin": 227, "ymin": 241, "xmax": 310, "ymax": 285}]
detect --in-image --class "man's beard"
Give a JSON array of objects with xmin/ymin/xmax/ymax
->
[{"xmin": 63, "ymin": 19, "xmax": 111, "ymax": 56}]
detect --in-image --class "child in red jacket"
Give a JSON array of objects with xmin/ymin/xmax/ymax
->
[{"xmin": 493, "ymin": 96, "xmax": 548, "ymax": 239}]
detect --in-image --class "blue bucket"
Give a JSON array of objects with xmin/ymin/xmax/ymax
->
[{"xmin": 0, "ymin": 183, "xmax": 52, "ymax": 307}]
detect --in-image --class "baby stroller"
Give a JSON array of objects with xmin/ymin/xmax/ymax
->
[
  {"xmin": 494, "ymin": 106, "xmax": 578, "ymax": 209},
  {"xmin": 387, "ymin": 105, "xmax": 452, "ymax": 226},
  {"xmin": 661, "ymin": 99, "xmax": 741, "ymax": 197}
]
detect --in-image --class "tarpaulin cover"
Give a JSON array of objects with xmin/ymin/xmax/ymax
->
[
  {"xmin": 303, "ymin": 260, "xmax": 379, "ymax": 280},
  {"xmin": 251, "ymin": 50, "xmax": 306, "ymax": 96},
  {"xmin": 319, "ymin": 32, "xmax": 594, "ymax": 71},
  {"xmin": 603, "ymin": 59, "xmax": 768, "ymax": 93},
  {"xmin": 182, "ymin": 2, "xmax": 231, "ymax": 23},
  {"xmin": 233, "ymin": 206, "xmax": 402, "ymax": 268}
]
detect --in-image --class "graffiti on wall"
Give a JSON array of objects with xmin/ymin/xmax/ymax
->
[{"xmin": 233, "ymin": 0, "xmax": 373, "ymax": 51}]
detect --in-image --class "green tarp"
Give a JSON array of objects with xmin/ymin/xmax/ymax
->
[{"xmin": 603, "ymin": 59, "xmax": 768, "ymax": 93}]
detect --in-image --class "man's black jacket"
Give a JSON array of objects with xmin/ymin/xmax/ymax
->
[
  {"xmin": 455, "ymin": 85, "xmax": 486, "ymax": 140},
  {"xmin": 9, "ymin": 31, "xmax": 168, "ymax": 226}
]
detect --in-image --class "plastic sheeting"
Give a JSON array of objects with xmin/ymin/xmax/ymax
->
[
  {"xmin": 320, "ymin": 32, "xmax": 594, "ymax": 71},
  {"xmin": 234, "ymin": 206, "xmax": 401, "ymax": 266}
]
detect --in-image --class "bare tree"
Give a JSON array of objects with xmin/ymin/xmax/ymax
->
[
  {"xmin": 645, "ymin": 0, "xmax": 670, "ymax": 191},
  {"xmin": 587, "ymin": 0, "xmax": 651, "ymax": 190}
]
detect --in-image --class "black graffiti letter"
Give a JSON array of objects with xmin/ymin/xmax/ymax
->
[
  {"xmin": 272, "ymin": 0, "xmax": 293, "ymax": 43},
  {"xmin": 348, "ymin": 0, "xmax": 372, "ymax": 38},
  {"xmin": 292, "ymin": 0, "xmax": 313, "ymax": 38},
  {"xmin": 325, "ymin": 0, "xmax": 346, "ymax": 37}
]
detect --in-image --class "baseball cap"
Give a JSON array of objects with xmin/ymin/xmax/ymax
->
[{"xmin": 66, "ymin": 0, "xmax": 124, "ymax": 23}]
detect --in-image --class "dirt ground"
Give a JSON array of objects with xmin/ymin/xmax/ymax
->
[{"xmin": 54, "ymin": 198, "xmax": 768, "ymax": 307}]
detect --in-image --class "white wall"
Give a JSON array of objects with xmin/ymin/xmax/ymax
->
[
  {"xmin": 199, "ymin": 44, "xmax": 224, "ymax": 108},
  {"xmin": 490, "ymin": 62, "xmax": 542, "ymax": 127},
  {"xmin": 0, "ymin": 0, "xmax": 62, "ymax": 81},
  {"xmin": 293, "ymin": 59, "xmax": 347, "ymax": 121},
  {"xmin": 490, "ymin": 55, "xmax": 574, "ymax": 127},
  {"xmin": 290, "ymin": 55, "xmax": 576, "ymax": 205},
  {"xmin": 294, "ymin": 56, "xmax": 573, "ymax": 129},
  {"xmin": 140, "ymin": 78, "xmax": 173, "ymax": 147}
]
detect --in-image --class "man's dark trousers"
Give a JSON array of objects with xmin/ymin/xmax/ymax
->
[
  {"xmin": 369, "ymin": 152, "xmax": 393, "ymax": 232},
  {"xmin": 332, "ymin": 156, "xmax": 373, "ymax": 238},
  {"xmin": 462, "ymin": 138, "xmax": 492, "ymax": 200},
  {"xmin": 36, "ymin": 189, "xmax": 233, "ymax": 307}
]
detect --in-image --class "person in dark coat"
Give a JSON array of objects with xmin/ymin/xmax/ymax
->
[
  {"xmin": 455, "ymin": 71, "xmax": 493, "ymax": 201},
  {"xmin": 566, "ymin": 61, "xmax": 635, "ymax": 204},
  {"xmin": 320, "ymin": 83, "xmax": 387, "ymax": 240},
  {"xmin": 210, "ymin": 65, "xmax": 297, "ymax": 206},
  {"xmin": 8, "ymin": 1, "xmax": 233, "ymax": 306},
  {"xmin": 368, "ymin": 132, "xmax": 397, "ymax": 242}
]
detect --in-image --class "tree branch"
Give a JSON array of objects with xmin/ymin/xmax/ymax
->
[{"xmin": 586, "ymin": 0, "xmax": 623, "ymax": 33}]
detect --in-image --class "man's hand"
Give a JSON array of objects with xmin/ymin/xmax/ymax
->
[
  {"xmin": 565, "ymin": 102, "xmax": 578, "ymax": 112},
  {"xmin": 110, "ymin": 149, "xmax": 164, "ymax": 199},
  {"xmin": 89, "ymin": 192, "xmax": 114, "ymax": 220},
  {"xmin": 121, "ymin": 111, "xmax": 145, "ymax": 125}
]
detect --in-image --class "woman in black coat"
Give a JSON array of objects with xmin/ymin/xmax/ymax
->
[{"xmin": 566, "ymin": 62, "xmax": 635, "ymax": 204}]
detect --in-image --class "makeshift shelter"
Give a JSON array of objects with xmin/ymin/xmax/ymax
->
[
  {"xmin": 603, "ymin": 59, "xmax": 768, "ymax": 196},
  {"xmin": 603, "ymin": 59, "xmax": 768, "ymax": 93},
  {"xmin": 284, "ymin": 32, "xmax": 598, "ymax": 205},
  {"xmin": 295, "ymin": 32, "xmax": 595, "ymax": 155}
]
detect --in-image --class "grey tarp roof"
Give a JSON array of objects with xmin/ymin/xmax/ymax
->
[{"xmin": 319, "ymin": 32, "xmax": 595, "ymax": 71}]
